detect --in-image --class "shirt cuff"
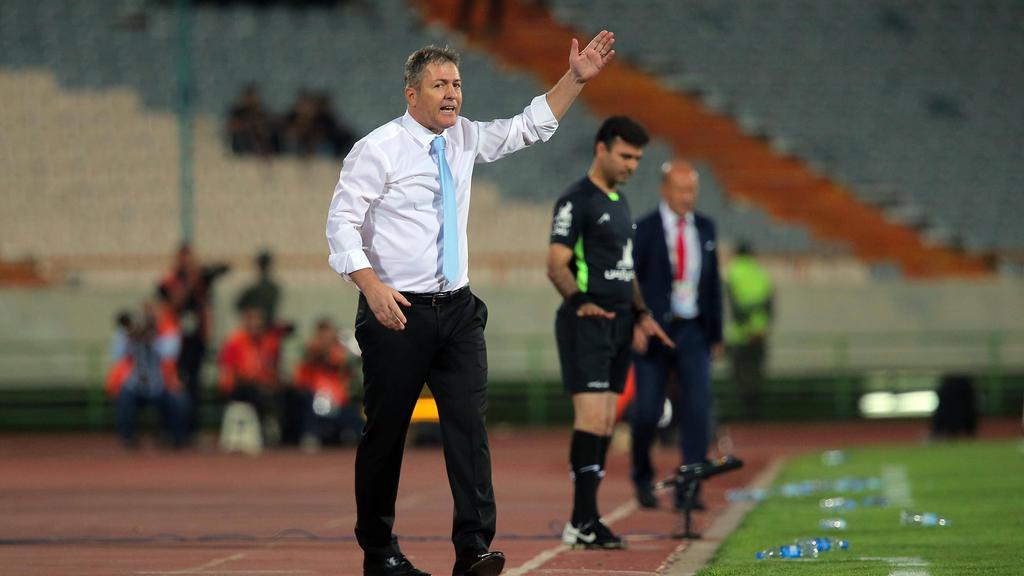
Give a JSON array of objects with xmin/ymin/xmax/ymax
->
[
  {"xmin": 328, "ymin": 249, "xmax": 371, "ymax": 281},
  {"xmin": 530, "ymin": 94, "xmax": 559, "ymax": 141}
]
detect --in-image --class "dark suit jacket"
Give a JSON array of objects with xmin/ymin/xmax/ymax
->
[{"xmin": 634, "ymin": 209, "xmax": 723, "ymax": 349}]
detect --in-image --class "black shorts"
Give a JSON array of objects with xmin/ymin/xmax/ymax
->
[{"xmin": 555, "ymin": 302, "xmax": 633, "ymax": 394}]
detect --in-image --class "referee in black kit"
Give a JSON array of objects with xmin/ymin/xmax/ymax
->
[
  {"xmin": 326, "ymin": 33, "xmax": 616, "ymax": 576},
  {"xmin": 547, "ymin": 117, "xmax": 672, "ymax": 550}
]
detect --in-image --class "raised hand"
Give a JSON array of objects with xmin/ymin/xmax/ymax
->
[{"xmin": 569, "ymin": 30, "xmax": 615, "ymax": 83}]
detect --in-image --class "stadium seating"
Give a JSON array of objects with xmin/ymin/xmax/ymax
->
[
  {"xmin": 0, "ymin": 0, "xmax": 829, "ymax": 269},
  {"xmin": 548, "ymin": 0, "xmax": 1024, "ymax": 253}
]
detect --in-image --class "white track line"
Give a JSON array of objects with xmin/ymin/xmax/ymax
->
[
  {"xmin": 136, "ymin": 553, "xmax": 249, "ymax": 575},
  {"xmin": 504, "ymin": 499, "xmax": 637, "ymax": 576}
]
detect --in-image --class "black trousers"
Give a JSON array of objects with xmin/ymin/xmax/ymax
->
[{"xmin": 353, "ymin": 288, "xmax": 494, "ymax": 558}]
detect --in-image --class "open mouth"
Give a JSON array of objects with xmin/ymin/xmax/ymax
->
[{"xmin": 440, "ymin": 105, "xmax": 457, "ymax": 113}]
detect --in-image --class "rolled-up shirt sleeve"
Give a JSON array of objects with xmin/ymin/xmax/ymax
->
[
  {"xmin": 326, "ymin": 139, "xmax": 389, "ymax": 279},
  {"xmin": 474, "ymin": 94, "xmax": 559, "ymax": 163}
]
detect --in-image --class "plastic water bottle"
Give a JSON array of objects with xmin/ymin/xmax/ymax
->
[
  {"xmin": 756, "ymin": 538, "xmax": 850, "ymax": 559},
  {"xmin": 726, "ymin": 488, "xmax": 767, "ymax": 502},
  {"xmin": 820, "ymin": 497, "xmax": 856, "ymax": 511},
  {"xmin": 779, "ymin": 541, "xmax": 819, "ymax": 559},
  {"xmin": 821, "ymin": 450, "xmax": 846, "ymax": 466},
  {"xmin": 810, "ymin": 537, "xmax": 832, "ymax": 552},
  {"xmin": 819, "ymin": 518, "xmax": 847, "ymax": 530},
  {"xmin": 861, "ymin": 495, "xmax": 888, "ymax": 508},
  {"xmin": 900, "ymin": 510, "xmax": 950, "ymax": 527},
  {"xmin": 809, "ymin": 536, "xmax": 850, "ymax": 552}
]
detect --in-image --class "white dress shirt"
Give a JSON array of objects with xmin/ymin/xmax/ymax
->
[
  {"xmin": 326, "ymin": 95, "xmax": 558, "ymax": 293},
  {"xmin": 659, "ymin": 202, "xmax": 702, "ymax": 319}
]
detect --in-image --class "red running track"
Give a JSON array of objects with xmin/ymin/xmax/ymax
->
[{"xmin": 0, "ymin": 420, "xmax": 1018, "ymax": 576}]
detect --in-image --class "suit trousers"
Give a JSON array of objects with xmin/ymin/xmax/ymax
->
[
  {"xmin": 630, "ymin": 319, "xmax": 712, "ymax": 490},
  {"xmin": 353, "ymin": 289, "xmax": 494, "ymax": 558}
]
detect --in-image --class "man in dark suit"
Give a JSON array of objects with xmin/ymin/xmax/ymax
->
[{"xmin": 630, "ymin": 160, "xmax": 724, "ymax": 515}]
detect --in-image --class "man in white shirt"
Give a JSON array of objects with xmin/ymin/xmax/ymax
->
[{"xmin": 326, "ymin": 33, "xmax": 616, "ymax": 576}]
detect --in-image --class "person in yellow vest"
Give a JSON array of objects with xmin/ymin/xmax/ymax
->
[{"xmin": 724, "ymin": 241, "xmax": 774, "ymax": 421}]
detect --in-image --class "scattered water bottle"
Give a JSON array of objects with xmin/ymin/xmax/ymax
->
[
  {"xmin": 811, "ymin": 536, "xmax": 851, "ymax": 551},
  {"xmin": 780, "ymin": 480, "xmax": 823, "ymax": 498},
  {"xmin": 860, "ymin": 495, "xmax": 888, "ymax": 508},
  {"xmin": 756, "ymin": 537, "xmax": 849, "ymax": 559},
  {"xmin": 832, "ymin": 476, "xmax": 882, "ymax": 492},
  {"xmin": 726, "ymin": 488, "xmax": 767, "ymax": 502},
  {"xmin": 900, "ymin": 510, "xmax": 950, "ymax": 527},
  {"xmin": 821, "ymin": 450, "xmax": 846, "ymax": 466},
  {"xmin": 820, "ymin": 497, "xmax": 856, "ymax": 511},
  {"xmin": 779, "ymin": 541, "xmax": 819, "ymax": 559},
  {"xmin": 819, "ymin": 518, "xmax": 848, "ymax": 530}
]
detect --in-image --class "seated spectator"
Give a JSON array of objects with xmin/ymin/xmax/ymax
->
[
  {"xmin": 293, "ymin": 317, "xmax": 363, "ymax": 446},
  {"xmin": 106, "ymin": 301, "xmax": 189, "ymax": 449},
  {"xmin": 218, "ymin": 307, "xmax": 289, "ymax": 442},
  {"xmin": 226, "ymin": 84, "xmax": 279, "ymax": 156},
  {"xmin": 282, "ymin": 90, "xmax": 355, "ymax": 158}
]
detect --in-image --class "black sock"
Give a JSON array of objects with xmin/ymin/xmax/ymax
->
[{"xmin": 570, "ymin": 430, "xmax": 603, "ymax": 526}]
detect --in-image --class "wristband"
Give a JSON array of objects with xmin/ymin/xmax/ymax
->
[
  {"xmin": 568, "ymin": 291, "xmax": 591, "ymax": 309},
  {"xmin": 633, "ymin": 306, "xmax": 651, "ymax": 319}
]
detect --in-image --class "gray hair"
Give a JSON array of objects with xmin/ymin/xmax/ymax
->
[{"xmin": 404, "ymin": 45, "xmax": 460, "ymax": 89}]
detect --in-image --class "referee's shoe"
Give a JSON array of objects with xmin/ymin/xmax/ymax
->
[{"xmin": 561, "ymin": 519, "xmax": 627, "ymax": 550}]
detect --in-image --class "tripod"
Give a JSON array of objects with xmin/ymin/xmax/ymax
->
[{"xmin": 655, "ymin": 455, "xmax": 744, "ymax": 539}]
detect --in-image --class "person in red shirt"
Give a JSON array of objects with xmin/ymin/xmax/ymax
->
[
  {"xmin": 293, "ymin": 317, "xmax": 363, "ymax": 446},
  {"xmin": 218, "ymin": 307, "xmax": 287, "ymax": 438}
]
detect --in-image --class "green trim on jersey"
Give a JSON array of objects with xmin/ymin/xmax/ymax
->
[
  {"xmin": 574, "ymin": 237, "xmax": 589, "ymax": 292},
  {"xmin": 607, "ymin": 192, "xmax": 620, "ymax": 201}
]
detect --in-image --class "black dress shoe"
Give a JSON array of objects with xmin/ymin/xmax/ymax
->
[
  {"xmin": 452, "ymin": 551, "xmax": 505, "ymax": 576},
  {"xmin": 363, "ymin": 553, "xmax": 431, "ymax": 576},
  {"xmin": 636, "ymin": 486, "xmax": 659, "ymax": 509}
]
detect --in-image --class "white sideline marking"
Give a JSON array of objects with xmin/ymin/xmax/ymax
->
[
  {"xmin": 858, "ymin": 556, "xmax": 930, "ymax": 576},
  {"xmin": 504, "ymin": 543, "xmax": 568, "ymax": 576},
  {"xmin": 505, "ymin": 499, "xmax": 637, "ymax": 576}
]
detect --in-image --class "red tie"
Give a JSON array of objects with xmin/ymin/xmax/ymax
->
[{"xmin": 675, "ymin": 218, "xmax": 686, "ymax": 281}]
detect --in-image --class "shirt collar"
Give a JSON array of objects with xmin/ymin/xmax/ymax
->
[
  {"xmin": 659, "ymin": 201, "xmax": 694, "ymax": 227},
  {"xmin": 401, "ymin": 110, "xmax": 446, "ymax": 150}
]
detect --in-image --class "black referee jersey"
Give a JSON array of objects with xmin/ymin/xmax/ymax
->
[{"xmin": 550, "ymin": 177, "xmax": 636, "ymax": 311}]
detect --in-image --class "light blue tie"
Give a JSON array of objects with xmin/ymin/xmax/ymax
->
[{"xmin": 432, "ymin": 136, "xmax": 459, "ymax": 284}]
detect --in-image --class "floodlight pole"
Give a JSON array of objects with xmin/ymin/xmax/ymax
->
[{"xmin": 175, "ymin": 0, "xmax": 195, "ymax": 243}]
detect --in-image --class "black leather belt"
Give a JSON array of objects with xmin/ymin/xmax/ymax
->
[{"xmin": 401, "ymin": 285, "xmax": 471, "ymax": 306}]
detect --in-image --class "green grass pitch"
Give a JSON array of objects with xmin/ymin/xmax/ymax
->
[{"xmin": 698, "ymin": 439, "xmax": 1024, "ymax": 575}]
